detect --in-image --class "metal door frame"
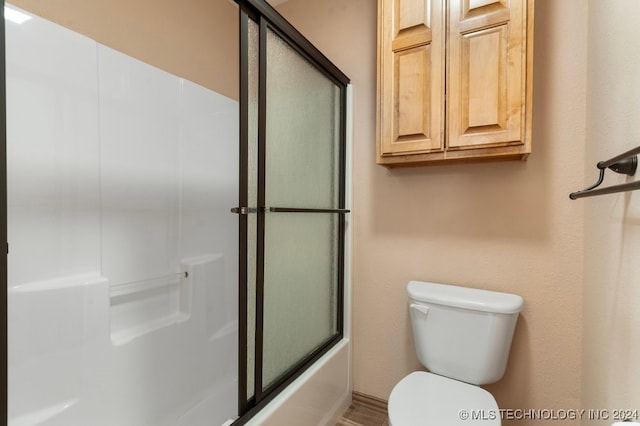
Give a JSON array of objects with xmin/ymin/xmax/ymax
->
[{"xmin": 1, "ymin": 0, "xmax": 9, "ymax": 421}]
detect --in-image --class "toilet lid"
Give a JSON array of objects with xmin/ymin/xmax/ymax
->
[{"xmin": 388, "ymin": 372, "xmax": 500, "ymax": 426}]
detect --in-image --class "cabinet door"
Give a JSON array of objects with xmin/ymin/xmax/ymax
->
[
  {"xmin": 447, "ymin": 0, "xmax": 526, "ymax": 150},
  {"xmin": 378, "ymin": 0, "xmax": 445, "ymax": 156}
]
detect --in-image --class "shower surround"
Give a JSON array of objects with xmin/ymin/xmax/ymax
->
[{"xmin": 6, "ymin": 6, "xmax": 238, "ymax": 425}]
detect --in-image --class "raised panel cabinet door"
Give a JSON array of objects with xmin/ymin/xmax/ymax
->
[
  {"xmin": 447, "ymin": 0, "xmax": 527, "ymax": 149},
  {"xmin": 378, "ymin": 0, "xmax": 445, "ymax": 156}
]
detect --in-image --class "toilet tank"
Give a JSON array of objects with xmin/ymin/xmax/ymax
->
[{"xmin": 407, "ymin": 281, "xmax": 523, "ymax": 385}]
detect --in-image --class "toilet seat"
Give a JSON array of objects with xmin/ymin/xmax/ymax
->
[{"xmin": 388, "ymin": 372, "xmax": 500, "ymax": 426}]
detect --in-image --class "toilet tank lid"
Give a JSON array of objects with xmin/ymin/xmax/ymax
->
[{"xmin": 407, "ymin": 281, "xmax": 524, "ymax": 314}]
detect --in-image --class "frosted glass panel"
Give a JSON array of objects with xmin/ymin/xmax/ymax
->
[
  {"xmin": 240, "ymin": 14, "xmax": 346, "ymax": 407},
  {"xmin": 265, "ymin": 28, "xmax": 341, "ymax": 209},
  {"xmin": 262, "ymin": 213, "xmax": 339, "ymax": 388},
  {"xmin": 246, "ymin": 18, "xmax": 259, "ymax": 401}
]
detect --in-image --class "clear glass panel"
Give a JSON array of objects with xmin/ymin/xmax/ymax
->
[
  {"xmin": 265, "ymin": 28, "xmax": 341, "ymax": 210},
  {"xmin": 246, "ymin": 17, "xmax": 259, "ymax": 401},
  {"xmin": 262, "ymin": 213, "xmax": 339, "ymax": 388}
]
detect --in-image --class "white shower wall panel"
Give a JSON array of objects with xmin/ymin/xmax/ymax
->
[
  {"xmin": 6, "ymin": 10, "xmax": 101, "ymax": 287},
  {"xmin": 181, "ymin": 79, "xmax": 239, "ymax": 340},
  {"xmin": 6, "ymin": 5, "xmax": 239, "ymax": 425},
  {"xmin": 8, "ymin": 275, "xmax": 110, "ymax": 424},
  {"xmin": 99, "ymin": 44, "xmax": 182, "ymax": 286},
  {"xmin": 180, "ymin": 78, "xmax": 238, "ymax": 262}
]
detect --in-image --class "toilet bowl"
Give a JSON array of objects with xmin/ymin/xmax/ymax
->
[
  {"xmin": 388, "ymin": 281, "xmax": 523, "ymax": 425},
  {"xmin": 388, "ymin": 372, "xmax": 499, "ymax": 425}
]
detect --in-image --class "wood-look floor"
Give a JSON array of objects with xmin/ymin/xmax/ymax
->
[{"xmin": 336, "ymin": 392, "xmax": 389, "ymax": 426}]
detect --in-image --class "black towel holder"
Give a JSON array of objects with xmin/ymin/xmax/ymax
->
[{"xmin": 569, "ymin": 145, "xmax": 640, "ymax": 200}]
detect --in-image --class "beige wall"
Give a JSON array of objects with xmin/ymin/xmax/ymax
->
[
  {"xmin": 278, "ymin": 0, "xmax": 586, "ymax": 423},
  {"xmin": 582, "ymin": 1, "xmax": 640, "ymax": 424},
  {"xmin": 10, "ymin": 0, "xmax": 239, "ymax": 100}
]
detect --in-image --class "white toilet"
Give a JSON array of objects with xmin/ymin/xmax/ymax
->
[{"xmin": 388, "ymin": 281, "xmax": 524, "ymax": 425}]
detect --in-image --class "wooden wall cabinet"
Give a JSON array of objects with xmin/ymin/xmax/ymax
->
[{"xmin": 376, "ymin": 0, "xmax": 534, "ymax": 167}]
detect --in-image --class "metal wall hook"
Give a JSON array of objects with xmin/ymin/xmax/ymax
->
[{"xmin": 599, "ymin": 155, "xmax": 637, "ymax": 176}]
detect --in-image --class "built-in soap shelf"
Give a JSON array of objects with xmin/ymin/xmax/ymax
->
[{"xmin": 110, "ymin": 271, "xmax": 191, "ymax": 345}]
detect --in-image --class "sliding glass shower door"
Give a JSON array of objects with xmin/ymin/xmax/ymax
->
[
  {"xmin": 261, "ymin": 25, "xmax": 343, "ymax": 388},
  {"xmin": 236, "ymin": 0, "xmax": 350, "ymax": 419}
]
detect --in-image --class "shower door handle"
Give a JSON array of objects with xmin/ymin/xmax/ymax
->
[{"xmin": 230, "ymin": 207, "xmax": 261, "ymax": 214}]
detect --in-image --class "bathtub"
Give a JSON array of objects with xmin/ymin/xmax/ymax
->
[{"xmin": 242, "ymin": 339, "xmax": 351, "ymax": 426}]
